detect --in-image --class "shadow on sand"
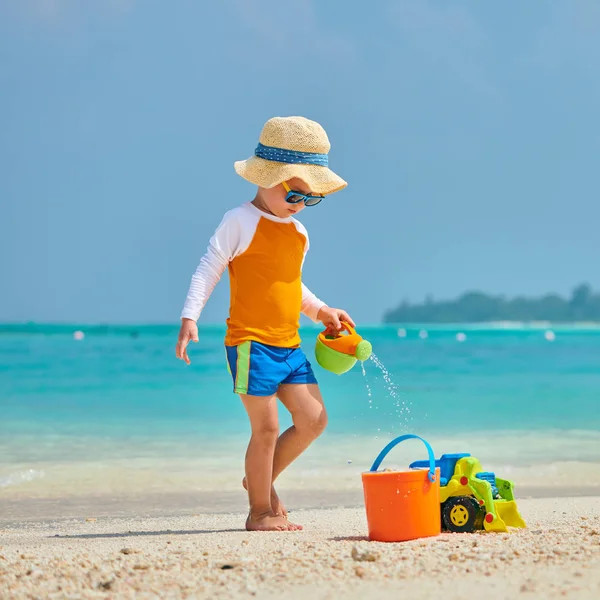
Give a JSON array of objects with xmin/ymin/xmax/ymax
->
[{"xmin": 51, "ymin": 528, "xmax": 246, "ymax": 540}]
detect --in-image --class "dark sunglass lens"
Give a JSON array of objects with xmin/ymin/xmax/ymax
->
[
  {"xmin": 305, "ymin": 196, "xmax": 323, "ymax": 207},
  {"xmin": 286, "ymin": 194, "xmax": 304, "ymax": 204}
]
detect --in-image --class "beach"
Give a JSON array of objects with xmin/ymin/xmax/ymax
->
[
  {"xmin": 2, "ymin": 326, "xmax": 600, "ymax": 598},
  {"xmin": 1, "ymin": 497, "xmax": 600, "ymax": 599},
  {"xmin": 5, "ymin": 0, "xmax": 600, "ymax": 595}
]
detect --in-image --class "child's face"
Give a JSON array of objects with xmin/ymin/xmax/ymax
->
[{"xmin": 260, "ymin": 178, "xmax": 314, "ymax": 219}]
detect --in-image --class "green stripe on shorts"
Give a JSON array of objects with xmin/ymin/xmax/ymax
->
[{"xmin": 234, "ymin": 341, "xmax": 252, "ymax": 395}]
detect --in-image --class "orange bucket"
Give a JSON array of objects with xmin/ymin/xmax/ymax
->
[{"xmin": 362, "ymin": 434, "xmax": 441, "ymax": 542}]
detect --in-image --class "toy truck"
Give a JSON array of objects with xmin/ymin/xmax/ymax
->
[{"xmin": 410, "ymin": 453, "xmax": 527, "ymax": 533}]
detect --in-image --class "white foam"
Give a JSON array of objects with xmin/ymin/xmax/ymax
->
[{"xmin": 0, "ymin": 469, "xmax": 45, "ymax": 489}]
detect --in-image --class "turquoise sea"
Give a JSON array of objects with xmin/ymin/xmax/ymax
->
[{"xmin": 1, "ymin": 324, "xmax": 600, "ymax": 520}]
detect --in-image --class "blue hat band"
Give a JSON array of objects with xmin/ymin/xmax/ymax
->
[{"xmin": 254, "ymin": 143, "xmax": 328, "ymax": 167}]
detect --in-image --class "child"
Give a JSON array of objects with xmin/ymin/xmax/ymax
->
[{"xmin": 176, "ymin": 116, "xmax": 353, "ymax": 531}]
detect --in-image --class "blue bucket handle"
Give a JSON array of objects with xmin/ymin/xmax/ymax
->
[{"xmin": 369, "ymin": 434, "xmax": 437, "ymax": 483}]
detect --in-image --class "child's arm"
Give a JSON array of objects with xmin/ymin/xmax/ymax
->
[
  {"xmin": 301, "ymin": 283, "xmax": 326, "ymax": 322},
  {"xmin": 176, "ymin": 211, "xmax": 242, "ymax": 364},
  {"xmin": 299, "ymin": 225, "xmax": 355, "ymax": 334},
  {"xmin": 302, "ymin": 282, "xmax": 355, "ymax": 333}
]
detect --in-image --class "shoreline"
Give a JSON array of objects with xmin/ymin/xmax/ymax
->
[
  {"xmin": 2, "ymin": 485, "xmax": 600, "ymax": 525},
  {"xmin": 1, "ymin": 497, "xmax": 599, "ymax": 599}
]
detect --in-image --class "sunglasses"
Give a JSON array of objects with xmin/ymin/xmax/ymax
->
[{"xmin": 282, "ymin": 181, "xmax": 325, "ymax": 207}]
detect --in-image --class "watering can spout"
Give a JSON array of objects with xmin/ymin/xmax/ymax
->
[{"xmin": 355, "ymin": 339, "xmax": 373, "ymax": 361}]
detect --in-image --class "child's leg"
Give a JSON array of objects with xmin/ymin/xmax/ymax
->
[
  {"xmin": 271, "ymin": 383, "xmax": 328, "ymax": 483},
  {"xmin": 239, "ymin": 393, "xmax": 301, "ymax": 531}
]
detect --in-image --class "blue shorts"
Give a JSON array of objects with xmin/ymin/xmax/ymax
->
[{"xmin": 225, "ymin": 341, "xmax": 318, "ymax": 397}]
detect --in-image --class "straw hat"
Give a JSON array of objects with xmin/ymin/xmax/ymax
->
[{"xmin": 234, "ymin": 116, "xmax": 347, "ymax": 195}]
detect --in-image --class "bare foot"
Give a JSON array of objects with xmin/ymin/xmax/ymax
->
[
  {"xmin": 242, "ymin": 477, "xmax": 288, "ymax": 518},
  {"xmin": 245, "ymin": 512, "xmax": 300, "ymax": 532}
]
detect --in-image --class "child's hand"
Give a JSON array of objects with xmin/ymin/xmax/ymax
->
[
  {"xmin": 317, "ymin": 306, "xmax": 356, "ymax": 335},
  {"xmin": 176, "ymin": 318, "xmax": 199, "ymax": 365}
]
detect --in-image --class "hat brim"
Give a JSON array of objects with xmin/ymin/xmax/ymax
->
[{"xmin": 234, "ymin": 156, "xmax": 347, "ymax": 195}]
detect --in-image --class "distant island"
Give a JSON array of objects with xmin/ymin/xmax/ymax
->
[{"xmin": 383, "ymin": 284, "xmax": 600, "ymax": 323}]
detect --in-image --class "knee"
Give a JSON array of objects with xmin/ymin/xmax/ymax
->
[
  {"xmin": 309, "ymin": 409, "xmax": 328, "ymax": 439},
  {"xmin": 296, "ymin": 408, "xmax": 328, "ymax": 440},
  {"xmin": 252, "ymin": 421, "xmax": 279, "ymax": 446}
]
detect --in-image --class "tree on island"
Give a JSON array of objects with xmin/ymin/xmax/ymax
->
[{"xmin": 383, "ymin": 284, "xmax": 600, "ymax": 323}]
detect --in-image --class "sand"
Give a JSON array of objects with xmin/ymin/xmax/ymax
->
[{"xmin": 1, "ymin": 497, "xmax": 600, "ymax": 599}]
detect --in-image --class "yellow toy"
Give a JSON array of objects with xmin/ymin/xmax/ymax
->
[{"xmin": 410, "ymin": 453, "xmax": 526, "ymax": 533}]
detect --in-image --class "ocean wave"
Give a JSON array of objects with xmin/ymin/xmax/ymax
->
[{"xmin": 0, "ymin": 469, "xmax": 45, "ymax": 489}]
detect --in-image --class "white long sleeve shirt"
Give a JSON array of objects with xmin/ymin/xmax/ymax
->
[{"xmin": 181, "ymin": 202, "xmax": 326, "ymax": 347}]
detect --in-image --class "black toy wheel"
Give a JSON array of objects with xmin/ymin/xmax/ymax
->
[{"xmin": 442, "ymin": 496, "xmax": 484, "ymax": 533}]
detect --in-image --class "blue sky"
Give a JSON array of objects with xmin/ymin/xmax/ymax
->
[{"xmin": 2, "ymin": 0, "xmax": 600, "ymax": 324}]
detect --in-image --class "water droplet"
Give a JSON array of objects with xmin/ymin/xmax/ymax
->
[
  {"xmin": 360, "ymin": 361, "xmax": 372, "ymax": 398},
  {"xmin": 369, "ymin": 353, "xmax": 413, "ymax": 431}
]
